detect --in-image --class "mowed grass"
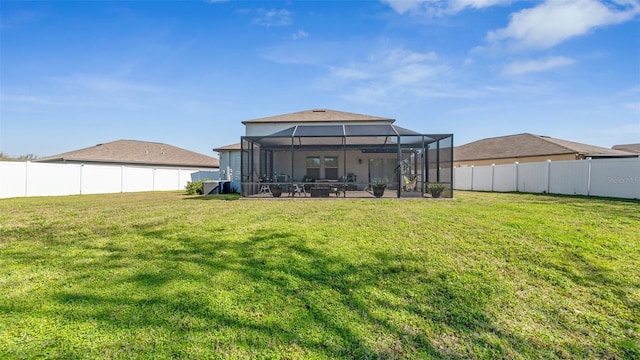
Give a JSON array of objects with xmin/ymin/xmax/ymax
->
[{"xmin": 0, "ymin": 191, "xmax": 638, "ymax": 359}]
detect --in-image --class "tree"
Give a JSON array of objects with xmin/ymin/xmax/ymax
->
[{"xmin": 0, "ymin": 152, "xmax": 38, "ymax": 161}]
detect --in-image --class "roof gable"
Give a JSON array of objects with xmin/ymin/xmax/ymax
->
[
  {"xmin": 612, "ymin": 143, "xmax": 640, "ymax": 153},
  {"xmin": 454, "ymin": 133, "xmax": 636, "ymax": 161},
  {"xmin": 36, "ymin": 140, "xmax": 219, "ymax": 168},
  {"xmin": 242, "ymin": 109, "xmax": 395, "ymax": 124}
]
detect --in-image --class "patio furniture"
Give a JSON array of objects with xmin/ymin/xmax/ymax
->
[
  {"xmin": 259, "ymin": 176, "xmax": 271, "ymax": 194},
  {"xmin": 289, "ymin": 183, "xmax": 307, "ymax": 197},
  {"xmin": 330, "ymin": 183, "xmax": 346, "ymax": 197}
]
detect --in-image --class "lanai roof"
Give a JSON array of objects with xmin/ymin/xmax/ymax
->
[{"xmin": 243, "ymin": 124, "xmax": 450, "ymax": 149}]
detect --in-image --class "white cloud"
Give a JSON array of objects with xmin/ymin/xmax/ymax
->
[
  {"xmin": 381, "ymin": 0, "xmax": 511, "ymax": 15},
  {"xmin": 380, "ymin": 0, "xmax": 424, "ymax": 14},
  {"xmin": 292, "ymin": 30, "xmax": 308, "ymax": 40},
  {"xmin": 252, "ymin": 9, "xmax": 292, "ymax": 27},
  {"xmin": 502, "ymin": 56, "xmax": 576, "ymax": 76},
  {"xmin": 325, "ymin": 48, "xmax": 452, "ymax": 104},
  {"xmin": 487, "ymin": 0, "xmax": 640, "ymax": 50},
  {"xmin": 54, "ymin": 74, "xmax": 164, "ymax": 94}
]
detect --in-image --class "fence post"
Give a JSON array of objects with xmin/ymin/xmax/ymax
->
[
  {"xmin": 80, "ymin": 163, "xmax": 84, "ymax": 195},
  {"xmin": 470, "ymin": 165, "xmax": 474, "ymax": 191},
  {"xmin": 587, "ymin": 157, "xmax": 592, "ymax": 196},
  {"xmin": 515, "ymin": 162, "xmax": 519, "ymax": 192},
  {"xmin": 546, "ymin": 160, "xmax": 551, "ymax": 194},
  {"xmin": 491, "ymin": 164, "xmax": 495, "ymax": 192}
]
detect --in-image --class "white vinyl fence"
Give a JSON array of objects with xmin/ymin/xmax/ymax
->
[
  {"xmin": 454, "ymin": 158, "xmax": 640, "ymax": 200},
  {"xmin": 0, "ymin": 161, "xmax": 218, "ymax": 199}
]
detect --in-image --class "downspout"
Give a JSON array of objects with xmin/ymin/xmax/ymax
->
[
  {"xmin": 342, "ymin": 125, "xmax": 347, "ymax": 197},
  {"xmin": 290, "ymin": 130, "xmax": 295, "ymax": 188},
  {"xmin": 422, "ymin": 136, "xmax": 426, "ymax": 196},
  {"xmin": 450, "ymin": 135, "xmax": 454, "ymax": 198},
  {"xmin": 436, "ymin": 139, "xmax": 441, "ymax": 182}
]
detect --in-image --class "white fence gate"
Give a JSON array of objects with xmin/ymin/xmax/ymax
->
[
  {"xmin": 0, "ymin": 161, "xmax": 218, "ymax": 199},
  {"xmin": 454, "ymin": 158, "xmax": 640, "ymax": 200}
]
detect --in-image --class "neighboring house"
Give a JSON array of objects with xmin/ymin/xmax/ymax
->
[
  {"xmin": 37, "ymin": 139, "xmax": 219, "ymax": 173},
  {"xmin": 612, "ymin": 143, "xmax": 640, "ymax": 154},
  {"xmin": 454, "ymin": 133, "xmax": 638, "ymax": 167},
  {"xmin": 215, "ymin": 109, "xmax": 454, "ymax": 198}
]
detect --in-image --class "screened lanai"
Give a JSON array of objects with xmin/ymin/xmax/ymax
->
[{"xmin": 241, "ymin": 124, "xmax": 453, "ymax": 198}]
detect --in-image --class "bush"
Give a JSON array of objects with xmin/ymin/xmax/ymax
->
[{"xmin": 185, "ymin": 180, "xmax": 203, "ymax": 195}]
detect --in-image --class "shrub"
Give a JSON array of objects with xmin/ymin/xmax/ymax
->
[{"xmin": 185, "ymin": 180, "xmax": 203, "ymax": 195}]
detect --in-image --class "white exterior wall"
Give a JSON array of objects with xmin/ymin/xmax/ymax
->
[
  {"xmin": 216, "ymin": 150, "xmax": 241, "ymax": 190},
  {"xmin": 0, "ymin": 161, "xmax": 218, "ymax": 199},
  {"xmin": 453, "ymin": 158, "xmax": 639, "ymax": 199}
]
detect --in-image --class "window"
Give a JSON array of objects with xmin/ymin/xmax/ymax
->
[
  {"xmin": 306, "ymin": 156, "xmax": 320, "ymax": 180},
  {"xmin": 324, "ymin": 156, "xmax": 338, "ymax": 180}
]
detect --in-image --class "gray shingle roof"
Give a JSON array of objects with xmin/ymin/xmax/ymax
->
[
  {"xmin": 213, "ymin": 143, "xmax": 242, "ymax": 151},
  {"xmin": 454, "ymin": 133, "xmax": 637, "ymax": 161},
  {"xmin": 36, "ymin": 140, "xmax": 219, "ymax": 168},
  {"xmin": 612, "ymin": 143, "xmax": 640, "ymax": 153},
  {"xmin": 242, "ymin": 109, "xmax": 395, "ymax": 124}
]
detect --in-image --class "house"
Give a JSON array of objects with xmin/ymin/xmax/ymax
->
[
  {"xmin": 612, "ymin": 143, "xmax": 640, "ymax": 154},
  {"xmin": 454, "ymin": 133, "xmax": 638, "ymax": 167},
  {"xmin": 214, "ymin": 109, "xmax": 453, "ymax": 198},
  {"xmin": 37, "ymin": 139, "xmax": 219, "ymax": 173}
]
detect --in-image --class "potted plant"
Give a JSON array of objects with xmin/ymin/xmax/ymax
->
[
  {"xmin": 271, "ymin": 184, "xmax": 283, "ymax": 198},
  {"xmin": 346, "ymin": 172, "xmax": 357, "ymax": 191},
  {"xmin": 372, "ymin": 179, "xmax": 387, "ymax": 198},
  {"xmin": 427, "ymin": 183, "xmax": 446, "ymax": 198}
]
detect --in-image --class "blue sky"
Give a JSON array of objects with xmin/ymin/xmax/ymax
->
[{"xmin": 1, "ymin": 0, "xmax": 639, "ymax": 158}]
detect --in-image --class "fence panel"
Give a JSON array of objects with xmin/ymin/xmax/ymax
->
[
  {"xmin": 590, "ymin": 158, "xmax": 640, "ymax": 199},
  {"xmin": 154, "ymin": 169, "xmax": 180, "ymax": 191},
  {"xmin": 549, "ymin": 160, "xmax": 589, "ymax": 196},
  {"xmin": 0, "ymin": 162, "xmax": 27, "ymax": 198},
  {"xmin": 472, "ymin": 166, "xmax": 493, "ymax": 191},
  {"xmin": 122, "ymin": 167, "xmax": 155, "ymax": 193},
  {"xmin": 81, "ymin": 164, "xmax": 123, "ymax": 194},
  {"xmin": 493, "ymin": 164, "xmax": 517, "ymax": 192},
  {"xmin": 517, "ymin": 162, "xmax": 547, "ymax": 193},
  {"xmin": 27, "ymin": 163, "xmax": 81, "ymax": 197},
  {"xmin": 454, "ymin": 167, "xmax": 472, "ymax": 190}
]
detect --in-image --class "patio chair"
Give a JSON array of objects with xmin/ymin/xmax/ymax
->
[{"xmin": 289, "ymin": 183, "xmax": 307, "ymax": 197}]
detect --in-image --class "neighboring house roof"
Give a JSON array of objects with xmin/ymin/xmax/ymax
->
[
  {"xmin": 612, "ymin": 143, "xmax": 640, "ymax": 153},
  {"xmin": 36, "ymin": 140, "xmax": 219, "ymax": 168},
  {"xmin": 241, "ymin": 109, "xmax": 395, "ymax": 124},
  {"xmin": 454, "ymin": 133, "xmax": 637, "ymax": 161},
  {"xmin": 213, "ymin": 143, "xmax": 242, "ymax": 152}
]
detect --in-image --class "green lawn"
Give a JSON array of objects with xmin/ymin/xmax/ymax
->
[{"xmin": 1, "ymin": 191, "xmax": 638, "ymax": 359}]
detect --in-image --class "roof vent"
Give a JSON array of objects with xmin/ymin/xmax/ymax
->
[
  {"xmin": 96, "ymin": 143, "xmax": 103, "ymax": 146},
  {"xmin": 312, "ymin": 110, "xmax": 326, "ymax": 112}
]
